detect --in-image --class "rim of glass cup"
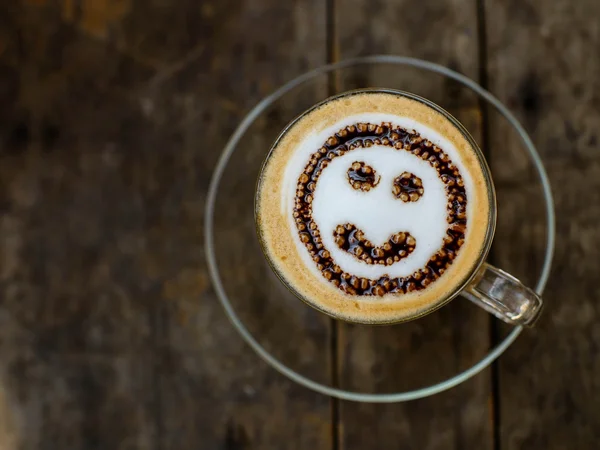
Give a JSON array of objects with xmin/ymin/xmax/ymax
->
[
  {"xmin": 205, "ymin": 55, "xmax": 556, "ymax": 403},
  {"xmin": 254, "ymin": 88, "xmax": 498, "ymax": 325}
]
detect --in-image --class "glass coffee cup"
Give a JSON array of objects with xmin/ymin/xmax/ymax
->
[{"xmin": 255, "ymin": 88, "xmax": 543, "ymax": 327}]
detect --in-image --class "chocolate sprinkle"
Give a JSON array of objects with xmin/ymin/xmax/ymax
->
[
  {"xmin": 293, "ymin": 122, "xmax": 468, "ymax": 296},
  {"xmin": 393, "ymin": 172, "xmax": 424, "ymax": 202},
  {"xmin": 333, "ymin": 224, "xmax": 416, "ymax": 265},
  {"xmin": 347, "ymin": 161, "xmax": 379, "ymax": 191}
]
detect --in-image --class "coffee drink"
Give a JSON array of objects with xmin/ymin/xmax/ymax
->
[{"xmin": 256, "ymin": 90, "xmax": 495, "ymax": 323}]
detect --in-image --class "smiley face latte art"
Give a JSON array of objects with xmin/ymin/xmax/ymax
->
[{"xmin": 256, "ymin": 90, "xmax": 494, "ymax": 323}]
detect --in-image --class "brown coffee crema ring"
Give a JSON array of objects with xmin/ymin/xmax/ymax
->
[{"xmin": 293, "ymin": 122, "xmax": 468, "ymax": 296}]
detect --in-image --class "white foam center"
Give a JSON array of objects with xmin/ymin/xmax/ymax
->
[
  {"xmin": 312, "ymin": 147, "xmax": 447, "ymax": 278},
  {"xmin": 282, "ymin": 113, "xmax": 474, "ymax": 283}
]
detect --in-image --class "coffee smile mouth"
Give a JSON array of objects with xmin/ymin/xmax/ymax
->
[{"xmin": 333, "ymin": 223, "xmax": 416, "ymax": 266}]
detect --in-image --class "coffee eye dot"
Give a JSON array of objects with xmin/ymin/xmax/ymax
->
[
  {"xmin": 392, "ymin": 172, "xmax": 424, "ymax": 202},
  {"xmin": 347, "ymin": 161, "xmax": 380, "ymax": 191}
]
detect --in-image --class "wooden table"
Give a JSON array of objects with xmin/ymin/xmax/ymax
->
[{"xmin": 0, "ymin": 0, "xmax": 598, "ymax": 448}]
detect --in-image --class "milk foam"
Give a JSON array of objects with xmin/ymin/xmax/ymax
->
[
  {"xmin": 257, "ymin": 90, "xmax": 494, "ymax": 322},
  {"xmin": 312, "ymin": 147, "xmax": 447, "ymax": 278},
  {"xmin": 283, "ymin": 113, "xmax": 475, "ymax": 285}
]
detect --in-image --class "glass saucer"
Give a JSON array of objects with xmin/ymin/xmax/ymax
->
[{"xmin": 205, "ymin": 56, "xmax": 555, "ymax": 402}]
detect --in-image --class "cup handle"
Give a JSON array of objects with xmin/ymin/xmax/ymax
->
[{"xmin": 462, "ymin": 263, "xmax": 543, "ymax": 327}]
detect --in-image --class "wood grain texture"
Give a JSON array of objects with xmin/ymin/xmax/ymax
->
[
  {"xmin": 0, "ymin": 0, "xmax": 332, "ymax": 449},
  {"xmin": 485, "ymin": 0, "xmax": 600, "ymax": 448},
  {"xmin": 334, "ymin": 1, "xmax": 493, "ymax": 449}
]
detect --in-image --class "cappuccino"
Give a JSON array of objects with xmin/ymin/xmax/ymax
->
[{"xmin": 256, "ymin": 90, "xmax": 494, "ymax": 323}]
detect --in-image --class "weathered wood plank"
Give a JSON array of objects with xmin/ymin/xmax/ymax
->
[
  {"xmin": 1, "ymin": 2, "xmax": 161, "ymax": 449},
  {"xmin": 121, "ymin": 1, "xmax": 333, "ymax": 448},
  {"xmin": 485, "ymin": 0, "xmax": 600, "ymax": 448},
  {"xmin": 334, "ymin": 1, "xmax": 493, "ymax": 449},
  {"xmin": 0, "ymin": 1, "xmax": 332, "ymax": 449}
]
